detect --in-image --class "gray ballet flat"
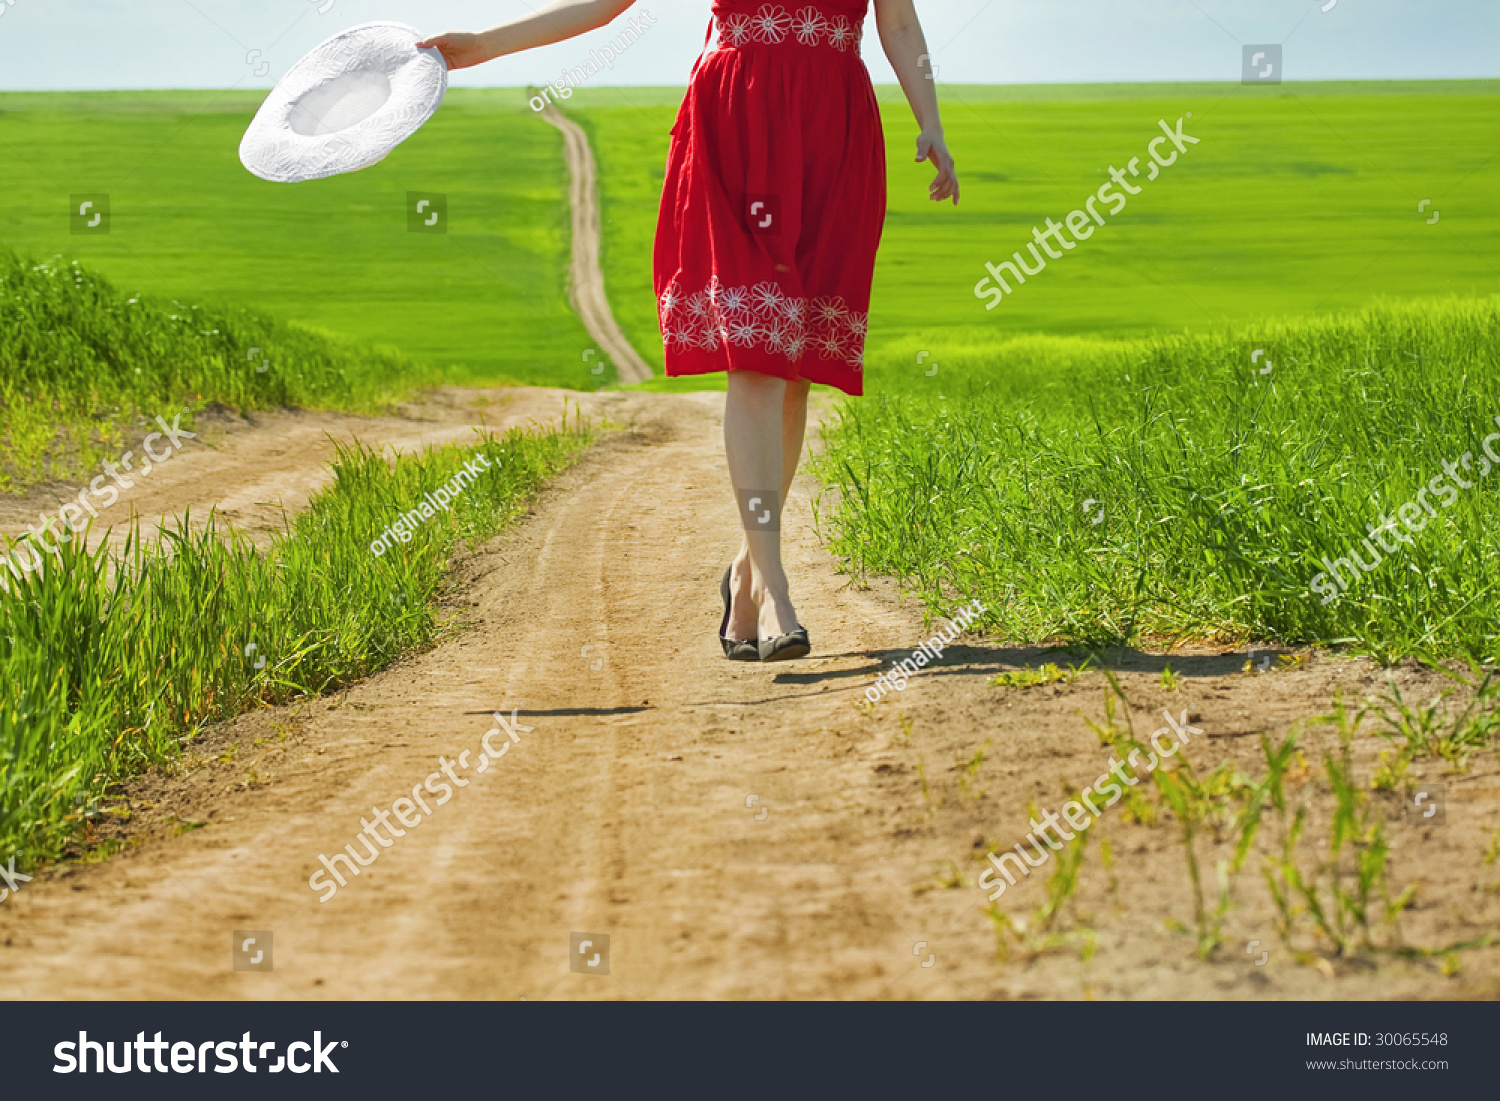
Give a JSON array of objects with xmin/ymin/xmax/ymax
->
[{"xmin": 758, "ymin": 627, "xmax": 810, "ymax": 662}]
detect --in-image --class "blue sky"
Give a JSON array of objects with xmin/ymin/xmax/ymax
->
[{"xmin": 0, "ymin": 0, "xmax": 1494, "ymax": 91}]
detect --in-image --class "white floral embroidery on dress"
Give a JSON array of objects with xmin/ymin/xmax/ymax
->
[
  {"xmin": 720, "ymin": 13, "xmax": 753, "ymax": 47},
  {"xmin": 658, "ymin": 278, "xmax": 866, "ymax": 370},
  {"xmin": 824, "ymin": 16, "xmax": 856, "ymax": 51},
  {"xmin": 716, "ymin": 4, "xmax": 862, "ymax": 53},
  {"xmin": 750, "ymin": 281, "xmax": 785, "ymax": 316},
  {"xmin": 750, "ymin": 4, "xmax": 792, "ymax": 43},
  {"xmin": 812, "ymin": 295, "xmax": 848, "ymax": 325},
  {"xmin": 792, "ymin": 7, "xmax": 827, "ymax": 45},
  {"xmin": 719, "ymin": 284, "xmax": 750, "ymax": 315}
]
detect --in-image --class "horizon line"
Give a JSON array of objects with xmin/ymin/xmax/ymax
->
[{"xmin": 3, "ymin": 76, "xmax": 1499, "ymax": 95}]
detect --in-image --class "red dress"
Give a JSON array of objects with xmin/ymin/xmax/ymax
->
[{"xmin": 654, "ymin": 1, "xmax": 886, "ymax": 397}]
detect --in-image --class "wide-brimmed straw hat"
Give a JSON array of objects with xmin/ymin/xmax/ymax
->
[{"xmin": 239, "ymin": 21, "xmax": 447, "ymax": 183}]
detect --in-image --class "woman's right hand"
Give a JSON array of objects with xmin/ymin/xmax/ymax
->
[{"xmin": 415, "ymin": 32, "xmax": 493, "ymax": 71}]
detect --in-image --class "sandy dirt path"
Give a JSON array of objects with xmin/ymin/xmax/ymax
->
[
  {"xmin": 1, "ymin": 390, "xmax": 1497, "ymax": 1001},
  {"xmin": 538, "ymin": 99, "xmax": 655, "ymax": 385},
  {"xmin": 0, "ymin": 389, "xmax": 956, "ymax": 1000},
  {"xmin": 0, "ymin": 387, "xmax": 603, "ymax": 559}
]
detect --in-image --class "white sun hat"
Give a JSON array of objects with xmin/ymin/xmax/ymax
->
[{"xmin": 239, "ymin": 21, "xmax": 447, "ymax": 183}]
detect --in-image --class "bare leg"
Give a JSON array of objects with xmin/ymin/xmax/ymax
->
[{"xmin": 727, "ymin": 376, "xmax": 810, "ymax": 640}]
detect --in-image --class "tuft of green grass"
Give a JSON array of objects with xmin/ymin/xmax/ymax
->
[
  {"xmin": 989, "ymin": 659, "xmax": 1090, "ymax": 689},
  {"xmin": 1479, "ymin": 829, "xmax": 1500, "ymax": 899},
  {"xmin": 0, "ymin": 413, "xmax": 592, "ymax": 869},
  {"xmin": 913, "ymin": 759, "xmax": 937, "ymax": 809},
  {"xmin": 956, "ymin": 738, "xmax": 990, "ymax": 801},
  {"xmin": 985, "ymin": 801, "xmax": 1096, "ymax": 963},
  {"xmin": 1369, "ymin": 659, "xmax": 1500, "ymax": 784},
  {"xmin": 1091, "ymin": 671, "xmax": 1266, "ymax": 958},
  {"xmin": 1263, "ymin": 692, "xmax": 1417, "ymax": 958},
  {"xmin": 914, "ymin": 859, "xmax": 967, "ymax": 894}
]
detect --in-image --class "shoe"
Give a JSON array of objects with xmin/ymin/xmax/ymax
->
[
  {"xmin": 720, "ymin": 566, "xmax": 760, "ymax": 661},
  {"xmin": 758, "ymin": 627, "xmax": 810, "ymax": 663}
]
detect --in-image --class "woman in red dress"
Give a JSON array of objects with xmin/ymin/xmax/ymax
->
[{"xmin": 422, "ymin": 0, "xmax": 957, "ymax": 661}]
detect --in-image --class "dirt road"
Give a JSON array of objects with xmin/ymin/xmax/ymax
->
[
  {"xmin": 1, "ymin": 390, "xmax": 1497, "ymax": 1000},
  {"xmin": 0, "ymin": 387, "xmax": 598, "ymax": 559},
  {"xmin": 538, "ymin": 100, "xmax": 655, "ymax": 385}
]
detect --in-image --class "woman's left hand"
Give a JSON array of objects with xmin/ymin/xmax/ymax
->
[
  {"xmin": 415, "ymin": 31, "xmax": 493, "ymax": 71},
  {"xmin": 916, "ymin": 129, "xmax": 959, "ymax": 205}
]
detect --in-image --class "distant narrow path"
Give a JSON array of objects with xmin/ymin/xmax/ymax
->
[{"xmin": 537, "ymin": 99, "xmax": 655, "ymax": 385}]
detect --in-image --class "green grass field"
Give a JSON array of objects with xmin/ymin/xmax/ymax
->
[
  {"xmin": 0, "ymin": 88, "xmax": 602, "ymax": 389},
  {"xmin": 6, "ymin": 82, "xmax": 1495, "ymax": 393}
]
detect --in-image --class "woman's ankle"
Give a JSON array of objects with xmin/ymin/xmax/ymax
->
[
  {"xmin": 756, "ymin": 589, "xmax": 799, "ymax": 638},
  {"xmin": 727, "ymin": 554, "xmax": 759, "ymax": 638}
]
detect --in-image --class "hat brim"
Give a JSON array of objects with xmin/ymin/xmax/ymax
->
[{"xmin": 239, "ymin": 21, "xmax": 448, "ymax": 184}]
